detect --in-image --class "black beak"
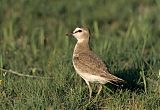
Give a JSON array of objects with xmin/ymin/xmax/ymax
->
[{"xmin": 66, "ymin": 32, "xmax": 73, "ymax": 36}]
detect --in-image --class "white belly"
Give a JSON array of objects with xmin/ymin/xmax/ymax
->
[{"xmin": 74, "ymin": 66, "xmax": 107, "ymax": 84}]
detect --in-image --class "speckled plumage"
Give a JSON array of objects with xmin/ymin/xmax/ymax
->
[
  {"xmin": 67, "ymin": 27, "xmax": 124, "ymax": 100},
  {"xmin": 73, "ymin": 41, "xmax": 123, "ymax": 84}
]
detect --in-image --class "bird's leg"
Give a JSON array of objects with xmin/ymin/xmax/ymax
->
[
  {"xmin": 96, "ymin": 84, "xmax": 102, "ymax": 99},
  {"xmin": 85, "ymin": 81, "xmax": 92, "ymax": 101}
]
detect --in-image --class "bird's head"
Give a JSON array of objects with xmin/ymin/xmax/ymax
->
[{"xmin": 66, "ymin": 27, "xmax": 89, "ymax": 42}]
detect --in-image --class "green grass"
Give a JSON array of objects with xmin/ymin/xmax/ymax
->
[{"xmin": 0, "ymin": 0, "xmax": 160, "ymax": 109}]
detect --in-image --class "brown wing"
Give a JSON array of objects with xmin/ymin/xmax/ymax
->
[
  {"xmin": 73, "ymin": 51, "xmax": 124, "ymax": 82},
  {"xmin": 73, "ymin": 51, "xmax": 109, "ymax": 75}
]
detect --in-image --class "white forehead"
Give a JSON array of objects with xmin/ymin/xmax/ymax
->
[{"xmin": 73, "ymin": 27, "xmax": 82, "ymax": 33}]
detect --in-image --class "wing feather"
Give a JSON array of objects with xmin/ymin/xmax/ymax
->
[{"xmin": 73, "ymin": 51, "xmax": 124, "ymax": 83}]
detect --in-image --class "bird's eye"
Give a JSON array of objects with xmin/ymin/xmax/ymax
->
[
  {"xmin": 74, "ymin": 30, "xmax": 82, "ymax": 33},
  {"xmin": 78, "ymin": 30, "xmax": 82, "ymax": 32}
]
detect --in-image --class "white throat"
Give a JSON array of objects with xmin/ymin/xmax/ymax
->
[{"xmin": 77, "ymin": 39, "xmax": 86, "ymax": 43}]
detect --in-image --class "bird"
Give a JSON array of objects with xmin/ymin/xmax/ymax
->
[{"xmin": 66, "ymin": 27, "xmax": 124, "ymax": 100}]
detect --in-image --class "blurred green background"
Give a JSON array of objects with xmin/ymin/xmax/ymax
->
[{"xmin": 0, "ymin": 0, "xmax": 160, "ymax": 109}]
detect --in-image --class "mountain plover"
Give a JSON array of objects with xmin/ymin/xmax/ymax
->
[{"xmin": 66, "ymin": 27, "xmax": 124, "ymax": 99}]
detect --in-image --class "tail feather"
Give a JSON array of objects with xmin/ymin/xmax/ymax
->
[
  {"xmin": 102, "ymin": 71, "xmax": 126, "ymax": 86},
  {"xmin": 106, "ymin": 74, "xmax": 126, "ymax": 86}
]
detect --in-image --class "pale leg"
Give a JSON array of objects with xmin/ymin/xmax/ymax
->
[
  {"xmin": 85, "ymin": 80, "xmax": 92, "ymax": 100},
  {"xmin": 96, "ymin": 84, "xmax": 102, "ymax": 99}
]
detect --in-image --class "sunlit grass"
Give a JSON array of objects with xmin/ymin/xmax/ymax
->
[{"xmin": 0, "ymin": 0, "xmax": 160, "ymax": 109}]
